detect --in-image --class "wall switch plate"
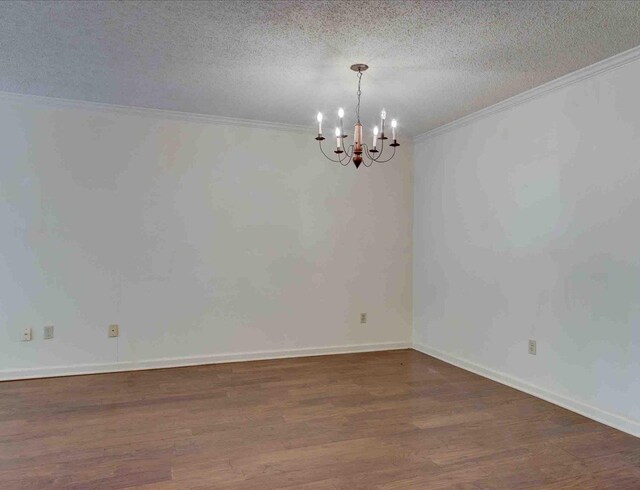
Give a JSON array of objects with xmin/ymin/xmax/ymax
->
[
  {"xmin": 360, "ymin": 313, "xmax": 367, "ymax": 324},
  {"xmin": 108, "ymin": 324, "xmax": 119, "ymax": 338},
  {"xmin": 43, "ymin": 325, "xmax": 54, "ymax": 340},
  {"xmin": 22, "ymin": 328, "xmax": 32, "ymax": 341},
  {"xmin": 528, "ymin": 339, "xmax": 537, "ymax": 355}
]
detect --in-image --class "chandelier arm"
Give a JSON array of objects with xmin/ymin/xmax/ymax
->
[
  {"xmin": 369, "ymin": 135, "xmax": 386, "ymax": 162},
  {"xmin": 333, "ymin": 140, "xmax": 351, "ymax": 165},
  {"xmin": 360, "ymin": 144, "xmax": 375, "ymax": 167},
  {"xmin": 371, "ymin": 145, "xmax": 396, "ymax": 163},
  {"xmin": 361, "ymin": 144, "xmax": 374, "ymax": 167},
  {"xmin": 363, "ymin": 143, "xmax": 382, "ymax": 164},
  {"xmin": 341, "ymin": 138, "xmax": 354, "ymax": 158},
  {"xmin": 318, "ymin": 140, "xmax": 348, "ymax": 163},
  {"xmin": 362, "ymin": 143, "xmax": 374, "ymax": 161}
]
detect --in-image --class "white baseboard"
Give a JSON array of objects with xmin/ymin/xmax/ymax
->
[
  {"xmin": 0, "ymin": 341, "xmax": 411, "ymax": 382},
  {"xmin": 6, "ymin": 340, "xmax": 635, "ymax": 438},
  {"xmin": 412, "ymin": 342, "xmax": 639, "ymax": 438}
]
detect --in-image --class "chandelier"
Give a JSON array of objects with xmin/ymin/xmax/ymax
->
[{"xmin": 315, "ymin": 64, "xmax": 400, "ymax": 169}]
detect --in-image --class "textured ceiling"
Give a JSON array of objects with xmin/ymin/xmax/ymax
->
[{"xmin": 1, "ymin": 0, "xmax": 639, "ymax": 136}]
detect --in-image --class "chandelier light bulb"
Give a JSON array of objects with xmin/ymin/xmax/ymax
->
[
  {"xmin": 381, "ymin": 109, "xmax": 386, "ymax": 120},
  {"xmin": 335, "ymin": 127, "xmax": 341, "ymax": 149},
  {"xmin": 373, "ymin": 125, "xmax": 379, "ymax": 148},
  {"xmin": 338, "ymin": 108, "xmax": 344, "ymax": 119},
  {"xmin": 391, "ymin": 119, "xmax": 397, "ymax": 140},
  {"xmin": 373, "ymin": 126, "xmax": 379, "ymax": 135},
  {"xmin": 391, "ymin": 119, "xmax": 397, "ymax": 128},
  {"xmin": 317, "ymin": 112, "xmax": 323, "ymax": 134}
]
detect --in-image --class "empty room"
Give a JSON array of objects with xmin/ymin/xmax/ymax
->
[{"xmin": 1, "ymin": 1, "xmax": 639, "ymax": 488}]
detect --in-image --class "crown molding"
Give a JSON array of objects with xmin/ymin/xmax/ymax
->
[
  {"xmin": 0, "ymin": 90, "xmax": 312, "ymax": 134},
  {"xmin": 414, "ymin": 44, "xmax": 640, "ymax": 143}
]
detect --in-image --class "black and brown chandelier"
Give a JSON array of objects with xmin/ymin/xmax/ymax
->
[{"xmin": 315, "ymin": 64, "xmax": 400, "ymax": 168}]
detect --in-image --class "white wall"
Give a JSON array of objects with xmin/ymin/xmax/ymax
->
[
  {"xmin": 0, "ymin": 96, "xmax": 413, "ymax": 379},
  {"xmin": 413, "ymin": 56, "xmax": 640, "ymax": 436},
  {"xmin": 3, "ymin": 50, "xmax": 637, "ymax": 438}
]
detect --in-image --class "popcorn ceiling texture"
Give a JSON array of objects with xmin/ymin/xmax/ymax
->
[{"xmin": 0, "ymin": 0, "xmax": 639, "ymax": 135}]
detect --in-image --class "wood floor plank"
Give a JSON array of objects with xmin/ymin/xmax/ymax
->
[{"xmin": 0, "ymin": 349, "xmax": 638, "ymax": 489}]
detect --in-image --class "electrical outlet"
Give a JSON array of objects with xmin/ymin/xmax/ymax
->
[
  {"xmin": 43, "ymin": 325, "xmax": 54, "ymax": 340},
  {"xmin": 360, "ymin": 313, "xmax": 367, "ymax": 324},
  {"xmin": 528, "ymin": 339, "xmax": 537, "ymax": 355},
  {"xmin": 108, "ymin": 324, "xmax": 119, "ymax": 338},
  {"xmin": 22, "ymin": 328, "xmax": 32, "ymax": 341}
]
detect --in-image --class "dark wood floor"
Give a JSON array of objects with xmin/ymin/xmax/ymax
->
[{"xmin": 1, "ymin": 350, "xmax": 639, "ymax": 489}]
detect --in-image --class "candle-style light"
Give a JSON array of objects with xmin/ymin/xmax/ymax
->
[
  {"xmin": 391, "ymin": 119, "xmax": 397, "ymax": 141},
  {"xmin": 317, "ymin": 112, "xmax": 323, "ymax": 135},
  {"xmin": 373, "ymin": 125, "xmax": 379, "ymax": 149},
  {"xmin": 335, "ymin": 127, "xmax": 341, "ymax": 150}
]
